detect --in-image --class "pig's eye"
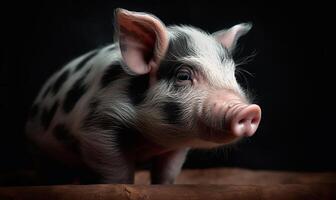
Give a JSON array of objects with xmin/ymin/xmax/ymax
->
[
  {"xmin": 176, "ymin": 69, "xmax": 192, "ymax": 83},
  {"xmin": 177, "ymin": 72, "xmax": 191, "ymax": 81}
]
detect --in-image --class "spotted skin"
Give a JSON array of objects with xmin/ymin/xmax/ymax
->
[
  {"xmin": 52, "ymin": 70, "xmax": 70, "ymax": 95},
  {"xmin": 162, "ymin": 101, "xmax": 183, "ymax": 125},
  {"xmin": 100, "ymin": 64, "xmax": 124, "ymax": 88},
  {"xmin": 62, "ymin": 76, "xmax": 87, "ymax": 113},
  {"xmin": 74, "ymin": 50, "xmax": 98, "ymax": 72},
  {"xmin": 127, "ymin": 74, "xmax": 150, "ymax": 105}
]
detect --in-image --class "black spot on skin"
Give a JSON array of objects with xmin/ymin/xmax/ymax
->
[
  {"xmin": 74, "ymin": 50, "xmax": 98, "ymax": 72},
  {"xmin": 158, "ymin": 60, "xmax": 181, "ymax": 81},
  {"xmin": 82, "ymin": 110, "xmax": 136, "ymax": 151},
  {"xmin": 100, "ymin": 64, "xmax": 124, "ymax": 88},
  {"xmin": 167, "ymin": 32, "xmax": 195, "ymax": 58},
  {"xmin": 42, "ymin": 85, "xmax": 52, "ymax": 99},
  {"xmin": 53, "ymin": 123, "xmax": 80, "ymax": 153},
  {"xmin": 52, "ymin": 70, "xmax": 69, "ymax": 94},
  {"xmin": 63, "ymin": 77, "xmax": 87, "ymax": 113},
  {"xmin": 84, "ymin": 68, "xmax": 91, "ymax": 76},
  {"xmin": 158, "ymin": 32, "xmax": 196, "ymax": 81},
  {"xmin": 29, "ymin": 104, "xmax": 39, "ymax": 119},
  {"xmin": 128, "ymin": 75, "xmax": 149, "ymax": 105},
  {"xmin": 41, "ymin": 100, "xmax": 59, "ymax": 130},
  {"xmin": 162, "ymin": 101, "xmax": 183, "ymax": 125}
]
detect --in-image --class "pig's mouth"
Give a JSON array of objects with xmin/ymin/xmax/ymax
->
[{"xmin": 197, "ymin": 119, "xmax": 238, "ymax": 144}]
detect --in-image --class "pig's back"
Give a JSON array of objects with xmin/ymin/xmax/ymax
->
[{"xmin": 25, "ymin": 44, "xmax": 126, "ymax": 163}]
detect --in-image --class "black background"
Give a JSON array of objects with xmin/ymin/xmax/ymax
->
[{"xmin": 1, "ymin": 1, "xmax": 334, "ymax": 172}]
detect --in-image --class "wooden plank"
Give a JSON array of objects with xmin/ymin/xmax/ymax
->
[
  {"xmin": 2, "ymin": 168, "xmax": 336, "ymax": 186},
  {"xmin": 0, "ymin": 184, "xmax": 335, "ymax": 200},
  {"xmin": 135, "ymin": 168, "xmax": 336, "ymax": 185}
]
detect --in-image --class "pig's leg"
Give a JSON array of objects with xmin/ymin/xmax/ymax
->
[
  {"xmin": 82, "ymin": 150, "xmax": 135, "ymax": 184},
  {"xmin": 80, "ymin": 133, "xmax": 135, "ymax": 184},
  {"xmin": 151, "ymin": 148, "xmax": 189, "ymax": 184}
]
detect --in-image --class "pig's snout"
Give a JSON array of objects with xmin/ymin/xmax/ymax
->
[
  {"xmin": 230, "ymin": 104, "xmax": 261, "ymax": 137},
  {"xmin": 201, "ymin": 92, "xmax": 261, "ymax": 141}
]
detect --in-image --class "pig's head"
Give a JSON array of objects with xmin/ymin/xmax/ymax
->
[{"xmin": 115, "ymin": 9, "xmax": 261, "ymax": 148}]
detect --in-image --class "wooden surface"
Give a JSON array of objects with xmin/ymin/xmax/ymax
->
[
  {"xmin": 0, "ymin": 168, "xmax": 336, "ymax": 200},
  {"xmin": 136, "ymin": 168, "xmax": 336, "ymax": 185},
  {"xmin": 0, "ymin": 183, "xmax": 335, "ymax": 200}
]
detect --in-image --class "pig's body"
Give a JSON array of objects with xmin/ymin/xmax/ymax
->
[
  {"xmin": 26, "ymin": 43, "xmax": 186, "ymax": 183},
  {"xmin": 26, "ymin": 9, "xmax": 261, "ymax": 184}
]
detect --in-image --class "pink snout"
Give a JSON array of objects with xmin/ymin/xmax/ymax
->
[
  {"xmin": 201, "ymin": 92, "xmax": 262, "ymax": 141},
  {"xmin": 230, "ymin": 104, "xmax": 261, "ymax": 137}
]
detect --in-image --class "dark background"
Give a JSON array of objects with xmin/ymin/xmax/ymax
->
[{"xmin": 1, "ymin": 1, "xmax": 334, "ymax": 174}]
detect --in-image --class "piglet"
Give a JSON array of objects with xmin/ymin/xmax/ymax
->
[{"xmin": 26, "ymin": 8, "xmax": 261, "ymax": 184}]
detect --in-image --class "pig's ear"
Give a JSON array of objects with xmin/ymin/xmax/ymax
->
[
  {"xmin": 213, "ymin": 23, "xmax": 252, "ymax": 52},
  {"xmin": 114, "ymin": 8, "xmax": 169, "ymax": 75}
]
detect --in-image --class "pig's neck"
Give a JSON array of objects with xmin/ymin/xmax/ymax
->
[{"xmin": 131, "ymin": 132, "xmax": 172, "ymax": 162}]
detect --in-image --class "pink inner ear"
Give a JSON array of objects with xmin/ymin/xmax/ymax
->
[
  {"xmin": 116, "ymin": 9, "xmax": 168, "ymax": 75},
  {"xmin": 119, "ymin": 28, "xmax": 154, "ymax": 74},
  {"xmin": 218, "ymin": 33, "xmax": 236, "ymax": 50},
  {"xmin": 120, "ymin": 42, "xmax": 150, "ymax": 74},
  {"xmin": 214, "ymin": 23, "xmax": 252, "ymax": 51}
]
